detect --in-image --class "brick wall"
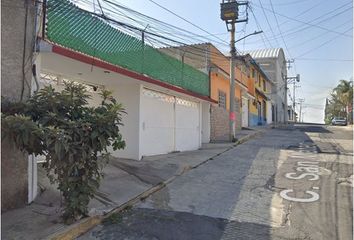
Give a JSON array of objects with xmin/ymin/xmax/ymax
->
[
  {"xmin": 210, "ymin": 105, "xmax": 229, "ymax": 142},
  {"xmin": 235, "ymin": 98, "xmax": 242, "ymax": 130}
]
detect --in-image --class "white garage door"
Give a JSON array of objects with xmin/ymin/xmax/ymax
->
[
  {"xmin": 140, "ymin": 88, "xmax": 200, "ymax": 157},
  {"xmin": 175, "ymin": 98, "xmax": 200, "ymax": 151},
  {"xmin": 140, "ymin": 89, "xmax": 175, "ymax": 156}
]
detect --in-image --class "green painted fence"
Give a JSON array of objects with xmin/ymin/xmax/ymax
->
[{"xmin": 46, "ymin": 0, "xmax": 209, "ymax": 96}]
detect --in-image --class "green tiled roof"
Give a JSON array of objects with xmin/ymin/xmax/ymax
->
[{"xmin": 46, "ymin": 0, "xmax": 209, "ymax": 96}]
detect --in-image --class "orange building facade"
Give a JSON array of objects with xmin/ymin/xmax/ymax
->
[{"xmin": 159, "ymin": 43, "xmax": 260, "ymax": 141}]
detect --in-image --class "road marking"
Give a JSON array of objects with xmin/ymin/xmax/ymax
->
[
  {"xmin": 280, "ymin": 189, "xmax": 320, "ymax": 203},
  {"xmin": 280, "ymin": 144, "xmax": 321, "ymax": 203}
]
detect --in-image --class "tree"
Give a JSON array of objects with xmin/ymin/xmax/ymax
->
[
  {"xmin": 324, "ymin": 79, "xmax": 353, "ymax": 124},
  {"xmin": 2, "ymin": 83, "xmax": 126, "ymax": 223}
]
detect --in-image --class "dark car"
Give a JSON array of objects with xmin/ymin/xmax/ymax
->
[{"xmin": 331, "ymin": 117, "xmax": 347, "ymax": 126}]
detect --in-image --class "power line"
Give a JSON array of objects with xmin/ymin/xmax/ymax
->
[
  {"xmin": 258, "ymin": 0, "xmax": 323, "ymax": 38},
  {"xmin": 76, "ymin": 0, "xmax": 237, "ymax": 61},
  {"xmin": 256, "ymin": 0, "xmax": 280, "ymax": 46},
  {"xmin": 252, "ymin": 2, "xmax": 352, "ymax": 38},
  {"xmin": 262, "ymin": 0, "xmax": 313, "ymax": 7},
  {"xmin": 238, "ymin": 4, "xmax": 352, "ymax": 45},
  {"xmin": 296, "ymin": 27, "xmax": 353, "ymax": 58},
  {"xmin": 248, "ymin": 5, "xmax": 272, "ymax": 48},
  {"xmin": 296, "ymin": 58, "xmax": 353, "ymax": 62},
  {"xmin": 288, "ymin": 19, "xmax": 352, "ymax": 50},
  {"xmin": 100, "ymin": 0, "xmax": 227, "ymax": 45},
  {"xmin": 145, "ymin": 0, "xmax": 230, "ymax": 46},
  {"xmin": 268, "ymin": 0, "xmax": 294, "ymax": 64}
]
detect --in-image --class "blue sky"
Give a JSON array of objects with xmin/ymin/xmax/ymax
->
[{"xmin": 88, "ymin": 0, "xmax": 353, "ymax": 123}]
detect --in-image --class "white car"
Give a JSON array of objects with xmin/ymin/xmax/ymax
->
[{"xmin": 331, "ymin": 117, "xmax": 347, "ymax": 126}]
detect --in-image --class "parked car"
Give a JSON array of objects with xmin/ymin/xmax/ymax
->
[{"xmin": 331, "ymin": 117, "xmax": 347, "ymax": 126}]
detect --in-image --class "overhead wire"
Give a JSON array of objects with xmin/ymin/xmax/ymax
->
[
  {"xmin": 240, "ymin": 5, "xmax": 352, "ymax": 45},
  {"xmin": 144, "ymin": 0, "xmax": 231, "ymax": 46},
  {"xmin": 256, "ymin": 0, "xmax": 324, "ymax": 40},
  {"xmin": 75, "ymin": 0, "xmax": 230, "ymax": 60},
  {"xmin": 295, "ymin": 58, "xmax": 353, "ymax": 62},
  {"xmin": 296, "ymin": 27, "xmax": 353, "ymax": 58},
  {"xmin": 288, "ymin": 18, "xmax": 353, "ymax": 50},
  {"xmin": 268, "ymin": 0, "xmax": 294, "ymax": 64},
  {"xmin": 248, "ymin": 5, "xmax": 272, "ymax": 48},
  {"xmin": 257, "ymin": 0, "xmax": 280, "ymax": 46},
  {"xmin": 252, "ymin": 2, "xmax": 352, "ymax": 38},
  {"xmin": 81, "ymin": 0, "xmax": 229, "ymax": 48},
  {"xmin": 74, "ymin": 0, "xmax": 251, "ymax": 63}
]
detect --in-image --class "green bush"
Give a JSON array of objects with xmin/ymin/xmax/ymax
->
[{"xmin": 2, "ymin": 83, "xmax": 126, "ymax": 224}]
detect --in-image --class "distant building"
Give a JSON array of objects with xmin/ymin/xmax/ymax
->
[{"xmin": 243, "ymin": 48, "xmax": 288, "ymax": 124}]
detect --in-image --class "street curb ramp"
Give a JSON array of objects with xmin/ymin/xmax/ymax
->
[{"xmin": 46, "ymin": 129, "xmax": 265, "ymax": 240}]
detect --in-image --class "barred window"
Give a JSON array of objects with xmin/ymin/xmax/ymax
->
[
  {"xmin": 251, "ymin": 69, "xmax": 255, "ymax": 78},
  {"xmin": 263, "ymin": 79, "xmax": 266, "ymax": 91},
  {"xmin": 218, "ymin": 91, "xmax": 226, "ymax": 109}
]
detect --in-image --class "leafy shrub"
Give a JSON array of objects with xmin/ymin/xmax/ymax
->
[{"xmin": 2, "ymin": 83, "xmax": 126, "ymax": 224}]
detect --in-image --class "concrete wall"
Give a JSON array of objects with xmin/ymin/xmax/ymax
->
[
  {"xmin": 201, "ymin": 102, "xmax": 211, "ymax": 143},
  {"xmin": 1, "ymin": 0, "xmax": 36, "ymax": 211},
  {"xmin": 111, "ymin": 84, "xmax": 140, "ymax": 160},
  {"xmin": 266, "ymin": 101, "xmax": 273, "ymax": 124},
  {"xmin": 2, "ymin": 0, "xmax": 35, "ymax": 101}
]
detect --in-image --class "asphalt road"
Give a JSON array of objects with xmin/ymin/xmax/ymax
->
[{"xmin": 79, "ymin": 124, "xmax": 353, "ymax": 240}]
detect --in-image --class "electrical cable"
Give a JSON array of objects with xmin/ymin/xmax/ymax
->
[
  {"xmin": 248, "ymin": 5, "xmax": 272, "ymax": 48},
  {"xmin": 74, "ymin": 0, "xmax": 238, "ymax": 61},
  {"xmin": 295, "ymin": 58, "xmax": 353, "ymax": 62},
  {"xmin": 252, "ymin": 2, "xmax": 352, "ymax": 38},
  {"xmin": 257, "ymin": 0, "xmax": 280, "ymax": 46},
  {"xmin": 296, "ymin": 27, "xmax": 353, "ymax": 58},
  {"xmin": 21, "ymin": 0, "xmax": 30, "ymax": 101},
  {"xmin": 144, "ymin": 0, "xmax": 230, "ymax": 46},
  {"xmin": 247, "ymin": 2, "xmax": 351, "ymax": 46},
  {"xmin": 289, "ymin": 19, "xmax": 352, "ymax": 50}
]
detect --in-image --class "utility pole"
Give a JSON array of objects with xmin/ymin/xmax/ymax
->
[
  {"xmin": 229, "ymin": 22, "xmax": 236, "ymax": 141},
  {"xmin": 286, "ymin": 59, "xmax": 294, "ymax": 70},
  {"xmin": 298, "ymin": 98, "xmax": 305, "ymax": 123},
  {"xmin": 286, "ymin": 74, "xmax": 300, "ymax": 122},
  {"xmin": 220, "ymin": 0, "xmax": 248, "ymax": 142}
]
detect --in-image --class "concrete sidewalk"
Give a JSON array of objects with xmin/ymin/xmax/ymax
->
[{"xmin": 1, "ymin": 127, "xmax": 268, "ymax": 240}]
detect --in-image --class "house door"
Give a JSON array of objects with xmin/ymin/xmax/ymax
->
[
  {"xmin": 241, "ymin": 97, "xmax": 249, "ymax": 127},
  {"xmin": 258, "ymin": 101, "xmax": 262, "ymax": 125}
]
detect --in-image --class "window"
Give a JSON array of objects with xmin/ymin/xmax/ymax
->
[
  {"xmin": 218, "ymin": 91, "xmax": 226, "ymax": 109},
  {"xmin": 251, "ymin": 69, "xmax": 255, "ymax": 78},
  {"xmin": 258, "ymin": 76, "xmax": 261, "ymax": 87},
  {"xmin": 263, "ymin": 79, "xmax": 266, "ymax": 91}
]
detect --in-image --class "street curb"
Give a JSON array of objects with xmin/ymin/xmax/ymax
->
[{"xmin": 47, "ymin": 129, "xmax": 265, "ymax": 240}]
